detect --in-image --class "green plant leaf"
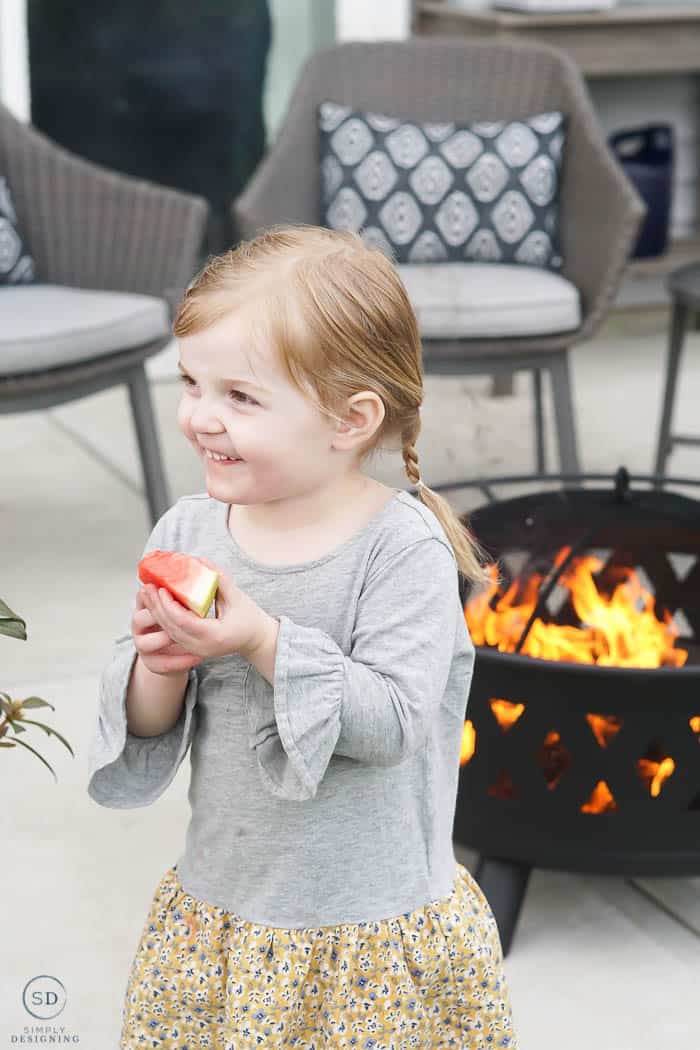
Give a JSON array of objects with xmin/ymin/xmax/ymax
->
[
  {"xmin": 0, "ymin": 606, "xmax": 66, "ymax": 775},
  {"xmin": 20, "ymin": 696, "xmax": 56, "ymax": 711},
  {"xmin": 0, "ymin": 597, "xmax": 27, "ymax": 640},
  {"xmin": 6, "ymin": 736, "xmax": 58, "ymax": 781},
  {"xmin": 18, "ymin": 718, "xmax": 75, "ymax": 757}
]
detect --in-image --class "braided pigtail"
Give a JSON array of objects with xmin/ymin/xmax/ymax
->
[{"xmin": 401, "ymin": 427, "xmax": 491, "ymax": 598}]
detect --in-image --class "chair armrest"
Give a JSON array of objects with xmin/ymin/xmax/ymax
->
[
  {"xmin": 557, "ymin": 67, "xmax": 646, "ymax": 343},
  {"xmin": 0, "ymin": 104, "xmax": 208, "ymax": 314}
]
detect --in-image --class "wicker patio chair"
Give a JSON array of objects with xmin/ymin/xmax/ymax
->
[
  {"xmin": 0, "ymin": 102, "xmax": 208, "ymax": 526},
  {"xmin": 232, "ymin": 36, "xmax": 645, "ymax": 477}
]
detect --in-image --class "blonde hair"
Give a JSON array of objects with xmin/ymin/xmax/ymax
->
[{"xmin": 173, "ymin": 223, "xmax": 491, "ymax": 593}]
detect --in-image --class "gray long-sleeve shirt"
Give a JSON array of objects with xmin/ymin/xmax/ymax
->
[{"xmin": 87, "ymin": 488, "xmax": 475, "ymax": 928}]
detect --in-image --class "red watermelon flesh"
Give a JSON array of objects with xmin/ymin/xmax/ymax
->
[{"xmin": 138, "ymin": 550, "xmax": 219, "ymax": 618}]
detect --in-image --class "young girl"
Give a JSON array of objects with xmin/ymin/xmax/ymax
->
[{"xmin": 87, "ymin": 224, "xmax": 520, "ymax": 1049}]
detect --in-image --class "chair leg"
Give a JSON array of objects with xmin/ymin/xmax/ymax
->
[
  {"xmin": 532, "ymin": 368, "xmax": 545, "ymax": 474},
  {"xmin": 653, "ymin": 301, "xmax": 689, "ymax": 487},
  {"xmin": 126, "ymin": 363, "xmax": 172, "ymax": 527},
  {"xmin": 548, "ymin": 351, "xmax": 581, "ymax": 477}
]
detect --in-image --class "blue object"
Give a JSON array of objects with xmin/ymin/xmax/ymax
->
[{"xmin": 609, "ymin": 124, "xmax": 674, "ymax": 259}]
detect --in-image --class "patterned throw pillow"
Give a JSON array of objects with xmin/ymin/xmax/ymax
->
[
  {"xmin": 319, "ymin": 101, "xmax": 566, "ymax": 270},
  {"xmin": 0, "ymin": 176, "xmax": 35, "ymax": 285}
]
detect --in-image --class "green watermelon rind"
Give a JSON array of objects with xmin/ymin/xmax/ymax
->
[{"xmin": 186, "ymin": 572, "xmax": 219, "ymax": 618}]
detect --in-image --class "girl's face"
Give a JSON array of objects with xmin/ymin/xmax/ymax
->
[{"xmin": 176, "ymin": 307, "xmax": 348, "ymax": 506}]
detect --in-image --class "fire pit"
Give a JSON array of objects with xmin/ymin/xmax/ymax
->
[{"xmin": 446, "ymin": 468, "xmax": 700, "ymax": 955}]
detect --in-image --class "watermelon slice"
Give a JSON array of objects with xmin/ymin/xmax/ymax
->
[{"xmin": 138, "ymin": 550, "xmax": 219, "ymax": 618}]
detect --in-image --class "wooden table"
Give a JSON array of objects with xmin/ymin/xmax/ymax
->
[
  {"xmin": 415, "ymin": 1, "xmax": 700, "ymax": 77},
  {"xmin": 414, "ymin": 0, "xmax": 700, "ymax": 286}
]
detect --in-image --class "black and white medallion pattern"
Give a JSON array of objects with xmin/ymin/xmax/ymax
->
[
  {"xmin": 319, "ymin": 101, "xmax": 567, "ymax": 270},
  {"xmin": 0, "ymin": 176, "xmax": 35, "ymax": 285}
]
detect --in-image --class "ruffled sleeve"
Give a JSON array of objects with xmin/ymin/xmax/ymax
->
[
  {"xmin": 86, "ymin": 504, "xmax": 200, "ymax": 809},
  {"xmin": 244, "ymin": 537, "xmax": 473, "ymax": 802}
]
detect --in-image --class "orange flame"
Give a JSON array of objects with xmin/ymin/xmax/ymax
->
[
  {"xmin": 489, "ymin": 699, "xmax": 525, "ymax": 730},
  {"xmin": 637, "ymin": 755, "xmax": 675, "ymax": 797},
  {"xmin": 586, "ymin": 714, "xmax": 623, "ymax": 748},
  {"xmin": 460, "ymin": 720, "xmax": 476, "ymax": 764},
  {"xmin": 581, "ymin": 780, "xmax": 617, "ymax": 813},
  {"xmin": 465, "ymin": 550, "xmax": 687, "ymax": 668}
]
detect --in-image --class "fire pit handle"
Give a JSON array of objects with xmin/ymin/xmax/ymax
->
[{"xmin": 614, "ymin": 465, "xmax": 631, "ymax": 503}]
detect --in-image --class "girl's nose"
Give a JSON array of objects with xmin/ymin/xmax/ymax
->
[{"xmin": 189, "ymin": 400, "xmax": 223, "ymax": 430}]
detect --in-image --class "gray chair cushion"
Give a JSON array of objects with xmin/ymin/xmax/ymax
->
[
  {"xmin": 0, "ymin": 285, "xmax": 170, "ymax": 374},
  {"xmin": 396, "ymin": 262, "xmax": 581, "ymax": 338}
]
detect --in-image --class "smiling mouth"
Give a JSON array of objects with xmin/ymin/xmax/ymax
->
[{"xmin": 202, "ymin": 449, "xmax": 242, "ymax": 463}]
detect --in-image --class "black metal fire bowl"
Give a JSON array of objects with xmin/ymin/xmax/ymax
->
[{"xmin": 420, "ymin": 470, "xmax": 700, "ymax": 954}]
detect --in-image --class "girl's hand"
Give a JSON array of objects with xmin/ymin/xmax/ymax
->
[
  {"xmin": 141, "ymin": 556, "xmax": 266, "ymax": 661},
  {"xmin": 131, "ymin": 587, "xmax": 203, "ymax": 676}
]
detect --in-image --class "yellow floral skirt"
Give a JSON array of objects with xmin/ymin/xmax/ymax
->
[{"xmin": 120, "ymin": 860, "xmax": 519, "ymax": 1049}]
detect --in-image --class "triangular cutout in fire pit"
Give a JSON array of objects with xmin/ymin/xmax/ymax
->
[
  {"xmin": 636, "ymin": 739, "xmax": 675, "ymax": 797},
  {"xmin": 671, "ymin": 608, "xmax": 694, "ymax": 639},
  {"xmin": 489, "ymin": 698, "xmax": 525, "ymax": 731},
  {"xmin": 586, "ymin": 713, "xmax": 623, "ymax": 748},
  {"xmin": 487, "ymin": 771, "xmax": 519, "ymax": 800},
  {"xmin": 581, "ymin": 780, "xmax": 617, "ymax": 813},
  {"xmin": 536, "ymin": 730, "xmax": 572, "ymax": 790},
  {"xmin": 666, "ymin": 552, "xmax": 698, "ymax": 583},
  {"xmin": 690, "ymin": 715, "xmax": 700, "ymax": 743}
]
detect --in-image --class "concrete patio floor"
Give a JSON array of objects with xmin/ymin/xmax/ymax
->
[{"xmin": 2, "ymin": 306, "xmax": 699, "ymax": 1047}]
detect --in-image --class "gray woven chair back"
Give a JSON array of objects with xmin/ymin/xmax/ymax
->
[
  {"xmin": 234, "ymin": 34, "xmax": 644, "ymax": 331},
  {"xmin": 258, "ymin": 37, "xmax": 589, "ymax": 223},
  {"xmin": 0, "ymin": 100, "xmax": 207, "ymax": 302}
]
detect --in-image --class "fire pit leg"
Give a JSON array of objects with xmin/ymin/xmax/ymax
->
[{"xmin": 473, "ymin": 855, "xmax": 532, "ymax": 957}]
